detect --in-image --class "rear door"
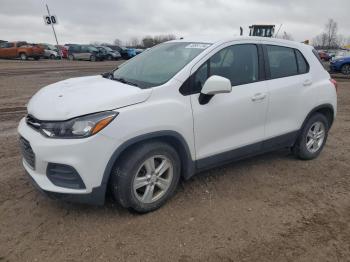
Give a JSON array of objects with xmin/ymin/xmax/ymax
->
[
  {"xmin": 190, "ymin": 44, "xmax": 269, "ymax": 165},
  {"xmin": 80, "ymin": 46, "xmax": 91, "ymax": 60},
  {"xmin": 263, "ymin": 44, "xmax": 311, "ymax": 140}
]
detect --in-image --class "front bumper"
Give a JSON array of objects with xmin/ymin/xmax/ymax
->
[{"xmin": 18, "ymin": 117, "xmax": 119, "ymax": 205}]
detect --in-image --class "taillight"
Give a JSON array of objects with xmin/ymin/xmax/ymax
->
[{"xmin": 330, "ymin": 79, "xmax": 338, "ymax": 93}]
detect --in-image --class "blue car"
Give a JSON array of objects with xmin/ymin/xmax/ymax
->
[
  {"xmin": 330, "ymin": 56, "xmax": 350, "ymax": 75},
  {"xmin": 122, "ymin": 47, "xmax": 137, "ymax": 59}
]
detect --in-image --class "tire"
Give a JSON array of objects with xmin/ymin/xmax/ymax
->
[
  {"xmin": 34, "ymin": 57, "xmax": 40, "ymax": 61},
  {"xmin": 341, "ymin": 64, "xmax": 350, "ymax": 75},
  {"xmin": 50, "ymin": 54, "xmax": 55, "ymax": 60},
  {"xmin": 20, "ymin": 53, "xmax": 27, "ymax": 60},
  {"xmin": 90, "ymin": 55, "xmax": 96, "ymax": 62},
  {"xmin": 292, "ymin": 113, "xmax": 329, "ymax": 160},
  {"xmin": 111, "ymin": 141, "xmax": 181, "ymax": 213},
  {"xmin": 68, "ymin": 54, "xmax": 74, "ymax": 61},
  {"xmin": 107, "ymin": 55, "xmax": 113, "ymax": 61}
]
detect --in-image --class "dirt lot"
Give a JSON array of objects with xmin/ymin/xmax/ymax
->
[{"xmin": 0, "ymin": 60, "xmax": 349, "ymax": 262}]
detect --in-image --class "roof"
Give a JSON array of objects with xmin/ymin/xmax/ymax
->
[{"xmin": 171, "ymin": 36, "xmax": 309, "ymax": 49}]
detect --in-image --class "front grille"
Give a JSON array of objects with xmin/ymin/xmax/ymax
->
[
  {"xmin": 19, "ymin": 136, "xmax": 35, "ymax": 169},
  {"xmin": 26, "ymin": 115, "xmax": 41, "ymax": 131}
]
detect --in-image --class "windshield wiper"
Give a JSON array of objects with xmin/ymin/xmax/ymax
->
[{"xmin": 114, "ymin": 77, "xmax": 139, "ymax": 87}]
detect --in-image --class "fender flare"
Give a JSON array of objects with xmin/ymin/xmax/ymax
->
[
  {"xmin": 299, "ymin": 103, "xmax": 335, "ymax": 133},
  {"xmin": 99, "ymin": 130, "xmax": 196, "ymax": 202}
]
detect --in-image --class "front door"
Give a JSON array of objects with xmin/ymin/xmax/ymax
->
[{"xmin": 190, "ymin": 44, "xmax": 268, "ymax": 166}]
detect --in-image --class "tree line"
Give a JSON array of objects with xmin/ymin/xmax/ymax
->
[{"xmin": 91, "ymin": 18, "xmax": 349, "ymax": 50}]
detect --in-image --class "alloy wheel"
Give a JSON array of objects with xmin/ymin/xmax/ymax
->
[
  {"xmin": 132, "ymin": 155, "xmax": 173, "ymax": 204},
  {"xmin": 306, "ymin": 121, "xmax": 325, "ymax": 153}
]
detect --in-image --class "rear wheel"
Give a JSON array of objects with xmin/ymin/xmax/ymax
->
[
  {"xmin": 111, "ymin": 142, "xmax": 181, "ymax": 213},
  {"xmin": 68, "ymin": 54, "xmax": 74, "ymax": 61},
  {"xmin": 341, "ymin": 64, "xmax": 350, "ymax": 75},
  {"xmin": 107, "ymin": 55, "xmax": 113, "ymax": 60},
  {"xmin": 292, "ymin": 113, "xmax": 329, "ymax": 160},
  {"xmin": 20, "ymin": 53, "xmax": 27, "ymax": 60},
  {"xmin": 50, "ymin": 54, "xmax": 55, "ymax": 60},
  {"xmin": 90, "ymin": 55, "xmax": 96, "ymax": 62}
]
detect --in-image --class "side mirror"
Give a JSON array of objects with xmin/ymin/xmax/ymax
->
[
  {"xmin": 101, "ymin": 71, "xmax": 113, "ymax": 79},
  {"xmin": 201, "ymin": 75, "xmax": 232, "ymax": 95},
  {"xmin": 199, "ymin": 75, "xmax": 232, "ymax": 105}
]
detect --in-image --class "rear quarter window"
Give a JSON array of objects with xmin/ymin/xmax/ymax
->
[{"xmin": 295, "ymin": 50, "xmax": 309, "ymax": 74}]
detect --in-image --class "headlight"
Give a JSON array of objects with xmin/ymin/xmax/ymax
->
[{"xmin": 38, "ymin": 111, "xmax": 118, "ymax": 138}]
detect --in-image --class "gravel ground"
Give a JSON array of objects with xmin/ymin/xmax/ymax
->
[{"xmin": 0, "ymin": 60, "xmax": 349, "ymax": 262}]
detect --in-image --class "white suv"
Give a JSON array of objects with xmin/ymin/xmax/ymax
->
[{"xmin": 18, "ymin": 37, "xmax": 337, "ymax": 213}]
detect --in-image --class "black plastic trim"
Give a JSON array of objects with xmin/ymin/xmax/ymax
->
[
  {"xmin": 100, "ymin": 131, "xmax": 196, "ymax": 195},
  {"xmin": 47, "ymin": 163, "xmax": 86, "ymax": 189},
  {"xmin": 196, "ymin": 131, "xmax": 299, "ymax": 172},
  {"xmin": 26, "ymin": 171, "xmax": 105, "ymax": 205}
]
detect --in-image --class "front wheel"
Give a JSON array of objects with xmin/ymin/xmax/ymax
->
[
  {"xmin": 111, "ymin": 142, "xmax": 181, "ymax": 213},
  {"xmin": 292, "ymin": 113, "xmax": 329, "ymax": 160},
  {"xmin": 90, "ymin": 55, "xmax": 96, "ymax": 62},
  {"xmin": 68, "ymin": 54, "xmax": 74, "ymax": 61},
  {"xmin": 341, "ymin": 64, "xmax": 350, "ymax": 75}
]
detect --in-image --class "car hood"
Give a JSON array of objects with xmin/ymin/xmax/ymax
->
[{"xmin": 27, "ymin": 75, "xmax": 152, "ymax": 121}]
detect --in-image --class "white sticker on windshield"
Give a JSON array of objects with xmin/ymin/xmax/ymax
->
[{"xmin": 185, "ymin": 43, "xmax": 211, "ymax": 49}]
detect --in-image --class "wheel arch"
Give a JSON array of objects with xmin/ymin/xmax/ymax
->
[
  {"xmin": 100, "ymin": 131, "xmax": 195, "ymax": 201},
  {"xmin": 301, "ymin": 104, "xmax": 335, "ymax": 131}
]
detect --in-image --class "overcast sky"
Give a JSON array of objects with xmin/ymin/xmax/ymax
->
[{"xmin": 0, "ymin": 0, "xmax": 349, "ymax": 45}]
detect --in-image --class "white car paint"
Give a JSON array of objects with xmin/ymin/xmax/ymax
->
[
  {"xmin": 27, "ymin": 76, "xmax": 152, "ymax": 120},
  {"xmin": 18, "ymin": 36, "xmax": 337, "ymax": 202}
]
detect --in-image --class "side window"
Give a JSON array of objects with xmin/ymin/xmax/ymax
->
[
  {"xmin": 295, "ymin": 50, "xmax": 309, "ymax": 74},
  {"xmin": 5, "ymin": 42, "xmax": 14, "ymax": 48},
  {"xmin": 193, "ymin": 62, "xmax": 208, "ymax": 93},
  {"xmin": 17, "ymin": 42, "xmax": 26, "ymax": 47},
  {"xmin": 192, "ymin": 44, "xmax": 259, "ymax": 93},
  {"xmin": 266, "ymin": 45, "xmax": 298, "ymax": 79}
]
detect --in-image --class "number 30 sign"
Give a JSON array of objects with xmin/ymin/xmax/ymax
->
[{"xmin": 44, "ymin": 15, "xmax": 58, "ymax": 25}]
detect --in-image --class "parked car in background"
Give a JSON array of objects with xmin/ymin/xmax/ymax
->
[
  {"xmin": 135, "ymin": 48, "xmax": 144, "ymax": 55},
  {"xmin": 318, "ymin": 51, "xmax": 331, "ymax": 61},
  {"xmin": 330, "ymin": 56, "xmax": 350, "ymax": 75},
  {"xmin": 331, "ymin": 50, "xmax": 350, "ymax": 61},
  {"xmin": 95, "ymin": 46, "xmax": 121, "ymax": 60},
  {"xmin": 56, "ymin": 45, "xmax": 68, "ymax": 58},
  {"xmin": 123, "ymin": 47, "xmax": 137, "ymax": 59},
  {"xmin": 19, "ymin": 37, "xmax": 337, "ymax": 213},
  {"xmin": 105, "ymin": 45, "xmax": 136, "ymax": 59},
  {"xmin": 67, "ymin": 44, "xmax": 104, "ymax": 61},
  {"xmin": 39, "ymin": 43, "xmax": 59, "ymax": 59},
  {"xmin": 0, "ymin": 41, "xmax": 44, "ymax": 60}
]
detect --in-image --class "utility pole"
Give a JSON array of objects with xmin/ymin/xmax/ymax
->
[{"xmin": 45, "ymin": 3, "xmax": 61, "ymax": 58}]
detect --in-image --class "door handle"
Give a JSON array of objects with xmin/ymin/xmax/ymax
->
[
  {"xmin": 303, "ymin": 79, "xmax": 313, "ymax": 86},
  {"xmin": 251, "ymin": 93, "xmax": 266, "ymax": 102}
]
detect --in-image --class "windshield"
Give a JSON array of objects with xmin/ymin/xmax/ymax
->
[{"xmin": 113, "ymin": 42, "xmax": 210, "ymax": 88}]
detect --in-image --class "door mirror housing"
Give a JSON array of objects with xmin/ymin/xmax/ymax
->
[{"xmin": 201, "ymin": 75, "xmax": 232, "ymax": 95}]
